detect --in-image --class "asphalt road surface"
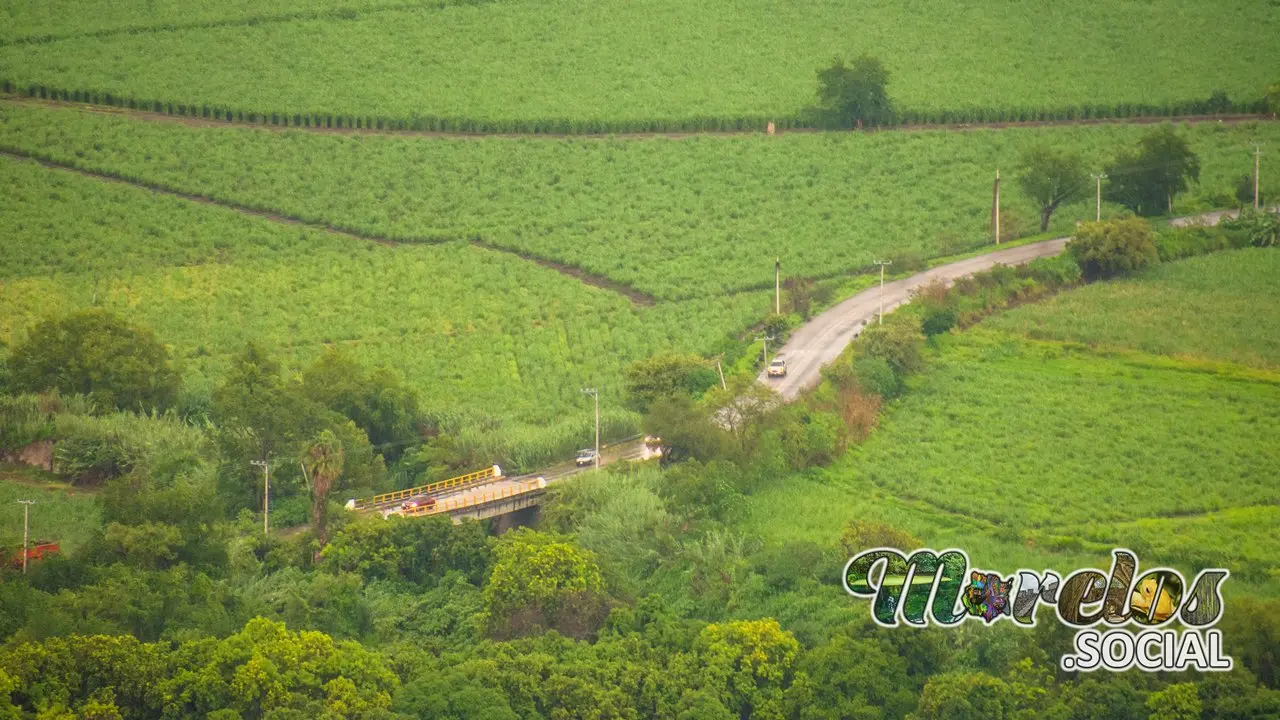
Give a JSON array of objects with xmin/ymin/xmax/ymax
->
[{"xmin": 759, "ymin": 208, "xmax": 1264, "ymax": 400}]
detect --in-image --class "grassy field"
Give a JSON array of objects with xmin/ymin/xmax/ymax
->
[
  {"xmin": 0, "ymin": 154, "xmax": 770, "ymax": 465},
  {"xmin": 0, "ymin": 0, "xmax": 473, "ymax": 44},
  {"xmin": 2, "ymin": 1, "xmax": 1277, "ymax": 124},
  {"xmin": 744, "ymin": 245, "xmax": 1280, "ymax": 597},
  {"xmin": 986, "ymin": 249, "xmax": 1280, "ymax": 369},
  {"xmin": 2, "ymin": 103, "xmax": 1275, "ymax": 300},
  {"xmin": 745, "ymin": 332, "xmax": 1280, "ymax": 595},
  {"xmin": 0, "ymin": 465, "xmax": 101, "ymax": 555}
]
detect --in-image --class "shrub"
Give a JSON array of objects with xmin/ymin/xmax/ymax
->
[
  {"xmin": 1068, "ymin": 217, "xmax": 1159, "ymax": 281},
  {"xmin": 839, "ymin": 520, "xmax": 922, "ymax": 557},
  {"xmin": 921, "ymin": 307, "xmax": 958, "ymax": 337},
  {"xmin": 856, "ymin": 316, "xmax": 924, "ymax": 375},
  {"xmin": 851, "ymin": 356, "xmax": 901, "ymax": 400}
]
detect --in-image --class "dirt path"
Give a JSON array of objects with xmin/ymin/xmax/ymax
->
[
  {"xmin": 0, "ymin": 147, "xmax": 657, "ymax": 305},
  {"xmin": 2, "ymin": 96, "xmax": 1272, "ymax": 142}
]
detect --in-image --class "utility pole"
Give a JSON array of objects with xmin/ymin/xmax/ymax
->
[
  {"xmin": 993, "ymin": 169, "xmax": 1001, "ymax": 244},
  {"xmin": 251, "ymin": 454, "xmax": 270, "ymax": 536},
  {"xmin": 774, "ymin": 257, "xmax": 781, "ymax": 315},
  {"xmin": 16, "ymin": 500, "xmax": 34, "ymax": 574},
  {"xmin": 1092, "ymin": 173, "xmax": 1107, "ymax": 222},
  {"xmin": 1255, "ymin": 146, "xmax": 1263, "ymax": 211},
  {"xmin": 581, "ymin": 388, "xmax": 600, "ymax": 469},
  {"xmin": 873, "ymin": 260, "xmax": 892, "ymax": 324},
  {"xmin": 755, "ymin": 334, "xmax": 772, "ymax": 366},
  {"xmin": 716, "ymin": 361, "xmax": 727, "ymax": 391}
]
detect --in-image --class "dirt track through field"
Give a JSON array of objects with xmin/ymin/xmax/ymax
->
[
  {"xmin": 0, "ymin": 147, "xmax": 657, "ymax": 306},
  {"xmin": 2, "ymin": 97, "xmax": 1273, "ymax": 142}
]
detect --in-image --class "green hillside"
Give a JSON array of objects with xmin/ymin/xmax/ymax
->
[{"xmin": 3, "ymin": 1, "xmax": 1277, "ymax": 125}]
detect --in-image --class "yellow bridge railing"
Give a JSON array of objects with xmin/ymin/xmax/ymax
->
[
  {"xmin": 345, "ymin": 465, "xmax": 502, "ymax": 511},
  {"xmin": 391, "ymin": 478, "xmax": 548, "ymax": 518}
]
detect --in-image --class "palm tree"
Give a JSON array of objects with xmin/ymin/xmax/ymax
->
[{"xmin": 302, "ymin": 429, "xmax": 344, "ymax": 552}]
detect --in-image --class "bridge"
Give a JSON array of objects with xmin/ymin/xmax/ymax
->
[{"xmin": 344, "ymin": 437, "xmax": 659, "ymax": 523}]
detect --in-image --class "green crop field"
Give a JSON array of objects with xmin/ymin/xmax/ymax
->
[
  {"xmin": 2, "ymin": 103, "xmax": 1276, "ymax": 300},
  {"xmin": 2, "ymin": 0, "xmax": 1277, "ymax": 127},
  {"xmin": 0, "ymin": 466, "xmax": 101, "ymax": 555},
  {"xmin": 0, "ymin": 154, "xmax": 770, "ymax": 465},
  {"xmin": 987, "ymin": 249, "xmax": 1280, "ymax": 369},
  {"xmin": 744, "ymin": 248, "xmax": 1280, "ymax": 595}
]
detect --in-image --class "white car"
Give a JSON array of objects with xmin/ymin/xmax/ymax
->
[
  {"xmin": 767, "ymin": 359, "xmax": 787, "ymax": 377},
  {"xmin": 575, "ymin": 448, "xmax": 600, "ymax": 467}
]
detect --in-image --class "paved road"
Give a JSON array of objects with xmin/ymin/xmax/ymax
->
[
  {"xmin": 758, "ymin": 238, "xmax": 1069, "ymax": 399},
  {"xmin": 759, "ymin": 207, "xmax": 1266, "ymax": 400},
  {"xmin": 377, "ymin": 438, "xmax": 654, "ymax": 518}
]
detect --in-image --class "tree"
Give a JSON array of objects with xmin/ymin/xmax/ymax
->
[
  {"xmin": 813, "ymin": 55, "xmax": 894, "ymax": 129},
  {"xmin": 1068, "ymin": 217, "xmax": 1158, "ymax": 281},
  {"xmin": 856, "ymin": 316, "xmax": 924, "ymax": 375},
  {"xmin": 300, "ymin": 349, "xmax": 421, "ymax": 461},
  {"xmin": 1105, "ymin": 126, "xmax": 1201, "ymax": 216},
  {"xmin": 694, "ymin": 619, "xmax": 800, "ymax": 720},
  {"xmin": 8, "ymin": 310, "xmax": 180, "ymax": 412},
  {"xmin": 643, "ymin": 395, "xmax": 730, "ymax": 465},
  {"xmin": 1146, "ymin": 683, "xmax": 1201, "ymax": 720},
  {"xmin": 1017, "ymin": 147, "xmax": 1090, "ymax": 231},
  {"xmin": 303, "ymin": 429, "xmax": 345, "ymax": 550},
  {"xmin": 624, "ymin": 354, "xmax": 717, "ymax": 414},
  {"xmin": 482, "ymin": 529, "xmax": 605, "ymax": 637}
]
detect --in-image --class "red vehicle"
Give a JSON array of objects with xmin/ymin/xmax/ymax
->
[
  {"xmin": 7, "ymin": 541, "xmax": 60, "ymax": 569},
  {"xmin": 401, "ymin": 496, "xmax": 436, "ymax": 511}
]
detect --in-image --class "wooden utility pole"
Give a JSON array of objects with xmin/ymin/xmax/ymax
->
[
  {"xmin": 992, "ymin": 169, "xmax": 1001, "ymax": 244},
  {"xmin": 16, "ymin": 500, "xmax": 34, "ymax": 574},
  {"xmin": 1255, "ymin": 146, "xmax": 1263, "ymax": 211},
  {"xmin": 251, "ymin": 455, "xmax": 270, "ymax": 536},
  {"xmin": 774, "ymin": 257, "xmax": 781, "ymax": 314},
  {"xmin": 716, "ymin": 361, "xmax": 727, "ymax": 390},
  {"xmin": 1092, "ymin": 173, "xmax": 1108, "ymax": 222}
]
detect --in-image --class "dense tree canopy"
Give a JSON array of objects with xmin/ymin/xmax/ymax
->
[
  {"xmin": 8, "ymin": 310, "xmax": 180, "ymax": 412},
  {"xmin": 1017, "ymin": 147, "xmax": 1090, "ymax": 231},
  {"xmin": 1104, "ymin": 126, "xmax": 1201, "ymax": 216},
  {"xmin": 813, "ymin": 55, "xmax": 894, "ymax": 128}
]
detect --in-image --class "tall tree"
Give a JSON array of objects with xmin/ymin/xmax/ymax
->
[
  {"xmin": 1017, "ymin": 147, "xmax": 1089, "ymax": 231},
  {"xmin": 814, "ymin": 55, "xmax": 894, "ymax": 129},
  {"xmin": 303, "ymin": 429, "xmax": 345, "ymax": 549},
  {"xmin": 8, "ymin": 310, "xmax": 180, "ymax": 412},
  {"xmin": 1104, "ymin": 126, "xmax": 1201, "ymax": 216}
]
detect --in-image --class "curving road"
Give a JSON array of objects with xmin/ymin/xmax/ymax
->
[{"xmin": 759, "ymin": 208, "xmax": 1263, "ymax": 400}]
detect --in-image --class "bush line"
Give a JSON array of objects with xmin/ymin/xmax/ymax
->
[{"xmin": 0, "ymin": 80, "xmax": 1271, "ymax": 135}]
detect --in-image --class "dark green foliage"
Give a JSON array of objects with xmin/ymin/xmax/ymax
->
[
  {"xmin": 839, "ymin": 520, "xmax": 921, "ymax": 557},
  {"xmin": 855, "ymin": 316, "xmax": 924, "ymax": 375},
  {"xmin": 300, "ymin": 349, "xmax": 422, "ymax": 461},
  {"xmin": 852, "ymin": 356, "xmax": 901, "ymax": 399},
  {"xmin": 1017, "ymin": 146, "xmax": 1090, "ymax": 231},
  {"xmin": 813, "ymin": 55, "xmax": 894, "ymax": 129},
  {"xmin": 1105, "ymin": 126, "xmax": 1202, "ymax": 216},
  {"xmin": 1068, "ymin": 216, "xmax": 1159, "ymax": 280},
  {"xmin": 1154, "ymin": 224, "xmax": 1251, "ymax": 261},
  {"xmin": 624, "ymin": 354, "xmax": 718, "ymax": 413},
  {"xmin": 1223, "ymin": 208, "xmax": 1280, "ymax": 247},
  {"xmin": 643, "ymin": 395, "xmax": 730, "ymax": 465},
  {"xmin": 321, "ymin": 515, "xmax": 492, "ymax": 587},
  {"xmin": 921, "ymin": 306, "xmax": 958, "ymax": 337},
  {"xmin": 1234, "ymin": 173, "xmax": 1266, "ymax": 209},
  {"xmin": 8, "ymin": 310, "xmax": 180, "ymax": 412}
]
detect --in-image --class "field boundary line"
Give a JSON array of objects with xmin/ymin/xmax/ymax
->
[
  {"xmin": 0, "ymin": 147, "xmax": 656, "ymax": 306},
  {"xmin": 1, "ymin": 96, "xmax": 1274, "ymax": 141}
]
